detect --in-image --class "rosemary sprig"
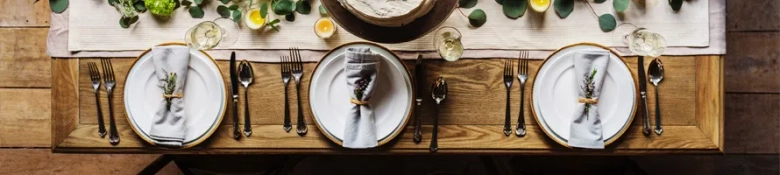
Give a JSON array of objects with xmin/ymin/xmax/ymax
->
[
  {"xmin": 580, "ymin": 69, "xmax": 597, "ymax": 119},
  {"xmin": 158, "ymin": 71, "xmax": 177, "ymax": 111},
  {"xmin": 353, "ymin": 76, "xmax": 371, "ymax": 100}
]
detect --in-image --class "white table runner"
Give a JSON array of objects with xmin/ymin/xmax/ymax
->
[{"xmin": 48, "ymin": 0, "xmax": 725, "ymax": 61}]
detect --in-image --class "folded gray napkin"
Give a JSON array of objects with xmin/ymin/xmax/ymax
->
[
  {"xmin": 149, "ymin": 46, "xmax": 190, "ymax": 147},
  {"xmin": 342, "ymin": 47, "xmax": 381, "ymax": 148},
  {"xmin": 568, "ymin": 50, "xmax": 610, "ymax": 149}
]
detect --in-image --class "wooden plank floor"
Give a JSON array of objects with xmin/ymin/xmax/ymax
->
[{"xmin": 0, "ymin": 0, "xmax": 777, "ymax": 174}]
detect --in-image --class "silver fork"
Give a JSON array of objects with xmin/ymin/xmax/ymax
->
[
  {"xmin": 281, "ymin": 56, "xmax": 292, "ymax": 132},
  {"xmin": 503, "ymin": 59, "xmax": 514, "ymax": 136},
  {"xmin": 88, "ymin": 62, "xmax": 108, "ymax": 138},
  {"xmin": 516, "ymin": 52, "xmax": 529, "ymax": 137},
  {"xmin": 291, "ymin": 48, "xmax": 308, "ymax": 135},
  {"xmin": 100, "ymin": 58, "xmax": 120, "ymax": 145}
]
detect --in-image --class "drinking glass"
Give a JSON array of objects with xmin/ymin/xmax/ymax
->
[
  {"xmin": 114, "ymin": 0, "xmax": 138, "ymax": 18},
  {"xmin": 433, "ymin": 26, "xmax": 464, "ymax": 62},
  {"xmin": 185, "ymin": 18, "xmax": 240, "ymax": 50},
  {"xmin": 612, "ymin": 25, "xmax": 666, "ymax": 57}
]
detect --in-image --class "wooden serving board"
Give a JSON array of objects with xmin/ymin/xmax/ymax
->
[
  {"xmin": 320, "ymin": 0, "xmax": 457, "ymax": 43},
  {"xmin": 51, "ymin": 56, "xmax": 724, "ymax": 154}
]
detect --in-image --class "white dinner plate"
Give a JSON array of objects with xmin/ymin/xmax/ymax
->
[
  {"xmin": 310, "ymin": 42, "xmax": 413, "ymax": 146},
  {"xmin": 532, "ymin": 43, "xmax": 636, "ymax": 146},
  {"xmin": 124, "ymin": 44, "xmax": 226, "ymax": 148}
]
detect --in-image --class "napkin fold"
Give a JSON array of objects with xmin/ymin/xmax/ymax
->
[
  {"xmin": 568, "ymin": 50, "xmax": 610, "ymax": 149},
  {"xmin": 342, "ymin": 47, "xmax": 381, "ymax": 148},
  {"xmin": 149, "ymin": 46, "xmax": 191, "ymax": 147}
]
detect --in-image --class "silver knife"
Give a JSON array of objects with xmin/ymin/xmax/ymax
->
[
  {"xmin": 638, "ymin": 56, "xmax": 651, "ymax": 136},
  {"xmin": 230, "ymin": 52, "xmax": 241, "ymax": 140},
  {"xmin": 413, "ymin": 54, "xmax": 424, "ymax": 143}
]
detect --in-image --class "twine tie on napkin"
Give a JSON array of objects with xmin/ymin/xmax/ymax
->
[
  {"xmin": 568, "ymin": 50, "xmax": 609, "ymax": 149},
  {"xmin": 342, "ymin": 47, "xmax": 380, "ymax": 148},
  {"xmin": 149, "ymin": 46, "xmax": 191, "ymax": 147}
]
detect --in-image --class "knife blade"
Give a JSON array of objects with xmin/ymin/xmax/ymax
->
[
  {"xmin": 230, "ymin": 52, "xmax": 241, "ymax": 140},
  {"xmin": 638, "ymin": 56, "xmax": 651, "ymax": 136},
  {"xmin": 413, "ymin": 54, "xmax": 424, "ymax": 143}
]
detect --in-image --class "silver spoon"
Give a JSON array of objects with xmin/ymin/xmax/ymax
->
[
  {"xmin": 648, "ymin": 58, "xmax": 664, "ymax": 135},
  {"xmin": 430, "ymin": 77, "xmax": 448, "ymax": 153},
  {"xmin": 238, "ymin": 60, "xmax": 254, "ymax": 137}
]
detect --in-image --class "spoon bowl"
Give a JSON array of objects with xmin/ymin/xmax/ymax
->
[
  {"xmin": 431, "ymin": 77, "xmax": 448, "ymax": 104},
  {"xmin": 239, "ymin": 60, "xmax": 254, "ymax": 87}
]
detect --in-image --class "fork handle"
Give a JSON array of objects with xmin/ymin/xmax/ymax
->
[
  {"xmin": 283, "ymin": 84, "xmax": 292, "ymax": 132},
  {"xmin": 106, "ymin": 94, "xmax": 120, "ymax": 145},
  {"xmin": 295, "ymin": 83, "xmax": 307, "ymax": 135},
  {"xmin": 515, "ymin": 86, "xmax": 527, "ymax": 136},
  {"xmin": 503, "ymin": 89, "xmax": 511, "ymax": 136},
  {"xmin": 94, "ymin": 91, "xmax": 107, "ymax": 138}
]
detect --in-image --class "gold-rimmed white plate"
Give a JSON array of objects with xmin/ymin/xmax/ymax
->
[
  {"xmin": 531, "ymin": 43, "xmax": 637, "ymax": 147},
  {"xmin": 309, "ymin": 42, "xmax": 413, "ymax": 146},
  {"xmin": 124, "ymin": 43, "xmax": 226, "ymax": 148}
]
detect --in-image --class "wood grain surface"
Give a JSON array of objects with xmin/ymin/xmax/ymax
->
[
  {"xmin": 0, "ymin": 28, "xmax": 51, "ymax": 88},
  {"xmin": 724, "ymin": 94, "xmax": 780, "ymax": 154},
  {"xmin": 320, "ymin": 0, "xmax": 457, "ymax": 43},
  {"xmin": 52, "ymin": 59, "xmax": 79, "ymax": 148},
  {"xmin": 54, "ymin": 56, "xmax": 724, "ymax": 154},
  {"xmin": 0, "ymin": 0, "xmax": 50, "ymax": 27},
  {"xmin": 0, "ymin": 89, "xmax": 51, "ymax": 147},
  {"xmin": 727, "ymin": 0, "xmax": 780, "ymax": 31},
  {"xmin": 725, "ymin": 32, "xmax": 780, "ymax": 93}
]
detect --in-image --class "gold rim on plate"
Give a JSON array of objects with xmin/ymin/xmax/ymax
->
[
  {"xmin": 308, "ymin": 41, "xmax": 414, "ymax": 147},
  {"xmin": 529, "ymin": 42, "xmax": 638, "ymax": 148},
  {"xmin": 124, "ymin": 42, "xmax": 227, "ymax": 149}
]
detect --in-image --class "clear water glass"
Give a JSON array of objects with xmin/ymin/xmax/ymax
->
[
  {"xmin": 627, "ymin": 28, "xmax": 666, "ymax": 58},
  {"xmin": 433, "ymin": 26, "xmax": 464, "ymax": 62},
  {"xmin": 185, "ymin": 18, "xmax": 239, "ymax": 50}
]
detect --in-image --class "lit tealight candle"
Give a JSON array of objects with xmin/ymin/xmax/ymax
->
[{"xmin": 314, "ymin": 17, "xmax": 336, "ymax": 39}]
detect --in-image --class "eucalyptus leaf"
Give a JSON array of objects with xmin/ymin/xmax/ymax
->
[
  {"xmin": 181, "ymin": 0, "xmax": 192, "ymax": 7},
  {"xmin": 217, "ymin": 5, "xmax": 231, "ymax": 18},
  {"xmin": 296, "ymin": 0, "xmax": 311, "ymax": 14},
  {"xmin": 261, "ymin": 3, "xmax": 269, "ymax": 18},
  {"xmin": 495, "ymin": 0, "xmax": 503, "ymax": 5},
  {"xmin": 174, "ymin": 0, "xmax": 181, "ymax": 9},
  {"xmin": 273, "ymin": 0, "xmax": 295, "ymax": 16},
  {"xmin": 268, "ymin": 19, "xmax": 281, "ymax": 31},
  {"xmin": 459, "ymin": 0, "xmax": 477, "ymax": 8},
  {"xmin": 594, "ymin": 0, "xmax": 605, "ymax": 3},
  {"xmin": 133, "ymin": 0, "xmax": 146, "ymax": 12},
  {"xmin": 189, "ymin": 6, "xmax": 205, "ymax": 18},
  {"xmin": 669, "ymin": 0, "xmax": 682, "ymax": 11},
  {"xmin": 50, "ymin": 0, "xmax": 69, "ymax": 13},
  {"xmin": 554, "ymin": 0, "xmax": 573, "ymax": 18},
  {"xmin": 598, "ymin": 14, "xmax": 616, "ymax": 32},
  {"xmin": 229, "ymin": 4, "xmax": 239, "ymax": 10},
  {"xmin": 232, "ymin": 9, "xmax": 242, "ymax": 22},
  {"xmin": 319, "ymin": 4, "xmax": 327, "ymax": 15},
  {"xmin": 220, "ymin": 0, "xmax": 229, "ymax": 4},
  {"xmin": 613, "ymin": 0, "xmax": 629, "ymax": 12},
  {"xmin": 194, "ymin": 0, "xmax": 203, "ymax": 5},
  {"xmin": 285, "ymin": 14, "xmax": 295, "ymax": 21},
  {"xmin": 468, "ymin": 9, "xmax": 487, "ymax": 27},
  {"xmin": 119, "ymin": 16, "xmax": 138, "ymax": 28},
  {"xmin": 108, "ymin": 0, "xmax": 119, "ymax": 6},
  {"xmin": 502, "ymin": 0, "xmax": 526, "ymax": 19}
]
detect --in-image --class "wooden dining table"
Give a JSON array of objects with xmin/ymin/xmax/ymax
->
[{"xmin": 51, "ymin": 54, "xmax": 723, "ymax": 154}]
